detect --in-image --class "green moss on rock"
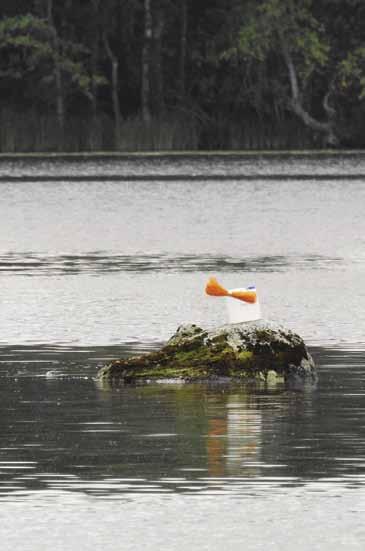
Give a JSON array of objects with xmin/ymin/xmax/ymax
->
[{"xmin": 97, "ymin": 320, "xmax": 316, "ymax": 385}]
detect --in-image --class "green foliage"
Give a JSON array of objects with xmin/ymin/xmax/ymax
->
[
  {"xmin": 339, "ymin": 47, "xmax": 365, "ymax": 99},
  {"xmin": 0, "ymin": 15, "xmax": 54, "ymax": 78},
  {"xmin": 0, "ymin": 0, "xmax": 365, "ymax": 150},
  {"xmin": 218, "ymin": 0, "xmax": 365, "ymax": 144},
  {"xmin": 235, "ymin": 1, "xmax": 330, "ymax": 82},
  {"xmin": 0, "ymin": 14, "xmax": 105, "ymax": 105}
]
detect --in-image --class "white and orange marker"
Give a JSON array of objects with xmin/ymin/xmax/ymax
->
[{"xmin": 205, "ymin": 277, "xmax": 261, "ymax": 323}]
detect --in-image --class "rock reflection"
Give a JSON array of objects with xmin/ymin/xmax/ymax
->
[{"xmin": 96, "ymin": 380, "xmax": 285, "ymax": 481}]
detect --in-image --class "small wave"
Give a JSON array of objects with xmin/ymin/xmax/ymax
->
[{"xmin": 0, "ymin": 252, "xmax": 345, "ymax": 276}]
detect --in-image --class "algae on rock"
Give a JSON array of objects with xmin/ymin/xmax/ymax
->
[{"xmin": 97, "ymin": 320, "xmax": 316, "ymax": 385}]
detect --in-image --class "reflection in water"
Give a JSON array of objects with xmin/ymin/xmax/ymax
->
[
  {"xmin": 207, "ymin": 417, "xmax": 227, "ymax": 476},
  {"xmin": 1, "ymin": 346, "xmax": 365, "ymax": 550},
  {"xmin": 226, "ymin": 396, "xmax": 262, "ymax": 475},
  {"xmin": 206, "ymin": 394, "xmax": 263, "ymax": 477},
  {"xmin": 0, "ymin": 345, "xmax": 365, "ymax": 500}
]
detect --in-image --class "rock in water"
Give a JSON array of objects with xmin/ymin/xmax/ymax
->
[{"xmin": 97, "ymin": 320, "xmax": 316, "ymax": 385}]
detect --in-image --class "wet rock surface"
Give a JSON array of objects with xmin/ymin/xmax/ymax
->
[{"xmin": 97, "ymin": 320, "xmax": 316, "ymax": 385}]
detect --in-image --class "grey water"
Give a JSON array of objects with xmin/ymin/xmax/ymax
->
[{"xmin": 1, "ymin": 154, "xmax": 365, "ymax": 550}]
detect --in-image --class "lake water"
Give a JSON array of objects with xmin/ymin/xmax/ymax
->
[{"xmin": 1, "ymin": 153, "xmax": 365, "ymax": 550}]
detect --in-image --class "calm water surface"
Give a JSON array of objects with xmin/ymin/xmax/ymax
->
[{"xmin": 1, "ymin": 154, "xmax": 365, "ymax": 550}]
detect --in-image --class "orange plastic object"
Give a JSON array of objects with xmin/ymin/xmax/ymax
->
[
  {"xmin": 205, "ymin": 277, "xmax": 229, "ymax": 297},
  {"xmin": 230, "ymin": 289, "xmax": 257, "ymax": 304},
  {"xmin": 205, "ymin": 277, "xmax": 257, "ymax": 304}
]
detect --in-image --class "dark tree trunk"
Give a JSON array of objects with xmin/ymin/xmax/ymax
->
[
  {"xmin": 152, "ymin": 6, "xmax": 164, "ymax": 117},
  {"xmin": 96, "ymin": 0, "xmax": 124, "ymax": 149},
  {"xmin": 142, "ymin": 0, "xmax": 152, "ymax": 123},
  {"xmin": 34, "ymin": 0, "xmax": 45, "ymax": 17},
  {"xmin": 47, "ymin": 0, "xmax": 65, "ymax": 148},
  {"xmin": 90, "ymin": 0, "xmax": 101, "ymax": 149},
  {"xmin": 103, "ymin": 32, "xmax": 121, "ymax": 149},
  {"xmin": 178, "ymin": 0, "xmax": 187, "ymax": 102}
]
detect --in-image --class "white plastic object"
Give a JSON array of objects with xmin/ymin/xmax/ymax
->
[{"xmin": 225, "ymin": 287, "xmax": 261, "ymax": 324}]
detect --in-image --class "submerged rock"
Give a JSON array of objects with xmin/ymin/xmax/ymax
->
[{"xmin": 97, "ymin": 320, "xmax": 316, "ymax": 385}]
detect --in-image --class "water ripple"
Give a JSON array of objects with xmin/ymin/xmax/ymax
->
[{"xmin": 0, "ymin": 252, "xmax": 345, "ymax": 276}]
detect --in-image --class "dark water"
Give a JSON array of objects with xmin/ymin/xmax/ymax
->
[{"xmin": 1, "ymin": 154, "xmax": 365, "ymax": 550}]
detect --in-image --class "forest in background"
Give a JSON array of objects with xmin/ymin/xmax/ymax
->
[{"xmin": 0, "ymin": 0, "xmax": 365, "ymax": 152}]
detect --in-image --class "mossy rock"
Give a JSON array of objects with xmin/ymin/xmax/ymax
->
[{"xmin": 97, "ymin": 320, "xmax": 316, "ymax": 385}]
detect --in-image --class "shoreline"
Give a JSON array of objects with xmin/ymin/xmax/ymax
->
[
  {"xmin": 0, "ymin": 149, "xmax": 364, "ymax": 161},
  {"xmin": 1, "ymin": 173, "xmax": 365, "ymax": 182}
]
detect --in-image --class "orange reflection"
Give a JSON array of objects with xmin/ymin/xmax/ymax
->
[{"xmin": 207, "ymin": 418, "xmax": 227, "ymax": 476}]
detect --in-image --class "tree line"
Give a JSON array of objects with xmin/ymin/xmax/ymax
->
[{"xmin": 0, "ymin": 0, "xmax": 364, "ymax": 152}]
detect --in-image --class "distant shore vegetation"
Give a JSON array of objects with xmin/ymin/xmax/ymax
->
[{"xmin": 0, "ymin": 1, "xmax": 365, "ymax": 152}]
